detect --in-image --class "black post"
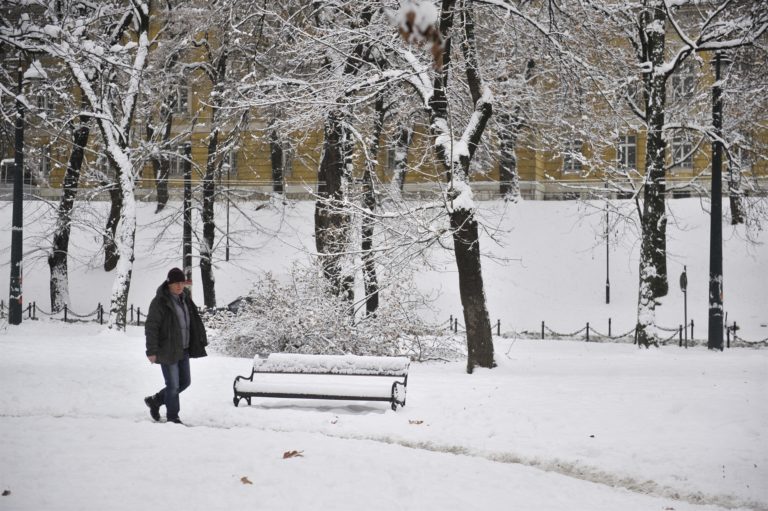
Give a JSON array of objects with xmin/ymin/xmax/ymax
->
[
  {"xmin": 64, "ymin": 304, "xmax": 68, "ymax": 323},
  {"xmin": 691, "ymin": 319, "xmax": 694, "ymax": 342},
  {"xmin": 137, "ymin": 307, "xmax": 141, "ymax": 326},
  {"xmin": 8, "ymin": 60, "xmax": 25, "ymax": 326},
  {"xmin": 680, "ymin": 266, "xmax": 688, "ymax": 345},
  {"xmin": 708, "ymin": 52, "xmax": 725, "ymax": 351},
  {"xmin": 605, "ymin": 192, "xmax": 610, "ymax": 304},
  {"xmin": 608, "ymin": 317, "xmax": 612, "ymax": 337},
  {"xmin": 541, "ymin": 321, "xmax": 545, "ymax": 340},
  {"xmin": 496, "ymin": 319, "xmax": 500, "ymax": 336},
  {"xmin": 225, "ymin": 160, "xmax": 230, "ymax": 262},
  {"xmin": 586, "ymin": 322, "xmax": 590, "ymax": 342},
  {"xmin": 679, "ymin": 326, "xmax": 682, "ymax": 347},
  {"xmin": 183, "ymin": 142, "xmax": 193, "ymax": 282}
]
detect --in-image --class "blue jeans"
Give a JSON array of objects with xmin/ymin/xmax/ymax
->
[{"xmin": 158, "ymin": 350, "xmax": 190, "ymax": 420}]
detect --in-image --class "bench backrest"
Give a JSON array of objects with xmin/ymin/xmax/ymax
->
[{"xmin": 252, "ymin": 353, "xmax": 410, "ymax": 376}]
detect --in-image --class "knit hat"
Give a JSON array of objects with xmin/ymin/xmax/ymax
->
[{"xmin": 167, "ymin": 267, "xmax": 186, "ymax": 284}]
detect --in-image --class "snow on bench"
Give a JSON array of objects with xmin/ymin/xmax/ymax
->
[{"xmin": 233, "ymin": 353, "xmax": 410, "ymax": 411}]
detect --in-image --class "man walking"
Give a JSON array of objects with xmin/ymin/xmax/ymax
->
[{"xmin": 144, "ymin": 267, "xmax": 208, "ymax": 424}]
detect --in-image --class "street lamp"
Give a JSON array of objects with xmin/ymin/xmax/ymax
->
[
  {"xmin": 708, "ymin": 51, "xmax": 728, "ymax": 351},
  {"xmin": 605, "ymin": 185, "xmax": 610, "ymax": 305},
  {"xmin": 182, "ymin": 142, "xmax": 192, "ymax": 282},
  {"xmin": 8, "ymin": 54, "xmax": 26, "ymax": 325}
]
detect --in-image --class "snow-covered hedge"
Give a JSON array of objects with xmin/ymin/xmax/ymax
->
[{"xmin": 205, "ymin": 264, "xmax": 465, "ymax": 361}]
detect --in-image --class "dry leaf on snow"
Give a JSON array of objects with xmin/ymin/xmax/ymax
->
[
  {"xmin": 240, "ymin": 476, "xmax": 253, "ymax": 485},
  {"xmin": 283, "ymin": 450, "xmax": 304, "ymax": 459}
]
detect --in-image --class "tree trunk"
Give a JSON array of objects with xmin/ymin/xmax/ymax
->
[
  {"xmin": 200, "ymin": 129, "xmax": 218, "ymax": 308},
  {"xmin": 498, "ymin": 112, "xmax": 521, "ymax": 201},
  {"xmin": 104, "ymin": 176, "xmax": 122, "ymax": 272},
  {"xmin": 48, "ymin": 118, "xmax": 90, "ymax": 312},
  {"xmin": 105, "ymin": 149, "xmax": 137, "ymax": 329},
  {"xmin": 315, "ymin": 109, "xmax": 353, "ymax": 301},
  {"xmin": 498, "ymin": 59, "xmax": 533, "ymax": 201},
  {"xmin": 390, "ymin": 122, "xmax": 413, "ymax": 195},
  {"xmin": 426, "ymin": 0, "xmax": 495, "ymax": 371},
  {"xmin": 451, "ymin": 207, "xmax": 495, "ymax": 371},
  {"xmin": 361, "ymin": 95, "xmax": 386, "ymax": 316},
  {"xmin": 146, "ymin": 102, "xmax": 173, "ymax": 213},
  {"xmin": 270, "ymin": 124, "xmax": 284, "ymax": 194},
  {"xmin": 636, "ymin": 1, "xmax": 669, "ymax": 347}
]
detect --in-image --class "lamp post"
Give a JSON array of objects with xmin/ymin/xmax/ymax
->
[
  {"xmin": 8, "ymin": 56, "xmax": 25, "ymax": 325},
  {"xmin": 605, "ymin": 187, "xmax": 610, "ymax": 305},
  {"xmin": 680, "ymin": 266, "xmax": 688, "ymax": 347},
  {"xmin": 226, "ymin": 153, "xmax": 230, "ymax": 262},
  {"xmin": 182, "ymin": 142, "xmax": 192, "ymax": 282},
  {"xmin": 708, "ymin": 51, "xmax": 726, "ymax": 351}
]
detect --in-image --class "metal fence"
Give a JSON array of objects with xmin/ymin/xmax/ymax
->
[
  {"xmin": 2, "ymin": 300, "xmax": 766, "ymax": 348},
  {"xmin": 446, "ymin": 315, "xmax": 768, "ymax": 349}
]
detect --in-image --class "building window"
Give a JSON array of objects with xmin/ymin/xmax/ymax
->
[
  {"xmin": 671, "ymin": 135, "xmax": 693, "ymax": 169},
  {"xmin": 617, "ymin": 135, "xmax": 637, "ymax": 170},
  {"xmin": 562, "ymin": 139, "xmax": 583, "ymax": 174},
  {"xmin": 38, "ymin": 146, "xmax": 50, "ymax": 177},
  {"xmin": 1, "ymin": 159, "xmax": 14, "ymax": 184},
  {"xmin": 172, "ymin": 80, "xmax": 189, "ymax": 114},
  {"xmin": 283, "ymin": 145, "xmax": 294, "ymax": 178},
  {"xmin": 731, "ymin": 145, "xmax": 752, "ymax": 171},
  {"xmin": 670, "ymin": 59, "xmax": 695, "ymax": 102},
  {"xmin": 36, "ymin": 93, "xmax": 52, "ymax": 114},
  {"xmin": 170, "ymin": 146, "xmax": 185, "ymax": 175},
  {"xmin": 223, "ymin": 148, "xmax": 237, "ymax": 176}
]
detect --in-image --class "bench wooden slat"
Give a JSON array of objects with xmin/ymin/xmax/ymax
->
[{"xmin": 251, "ymin": 353, "xmax": 410, "ymax": 376}]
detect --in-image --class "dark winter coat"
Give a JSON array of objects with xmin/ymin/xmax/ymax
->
[{"xmin": 145, "ymin": 283, "xmax": 208, "ymax": 364}]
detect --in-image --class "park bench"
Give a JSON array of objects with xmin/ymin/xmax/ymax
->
[{"xmin": 233, "ymin": 353, "xmax": 410, "ymax": 411}]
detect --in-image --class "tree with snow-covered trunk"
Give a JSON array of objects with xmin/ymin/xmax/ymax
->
[
  {"xmin": 397, "ymin": 0, "xmax": 495, "ymax": 371},
  {"xmin": 1, "ymin": 0, "xmax": 151, "ymax": 327},
  {"xmin": 48, "ymin": 109, "xmax": 90, "ymax": 313},
  {"xmin": 629, "ymin": 0, "xmax": 767, "ymax": 346},
  {"xmin": 360, "ymin": 93, "xmax": 387, "ymax": 316}
]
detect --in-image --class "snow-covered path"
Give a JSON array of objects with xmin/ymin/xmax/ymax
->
[{"xmin": 1, "ymin": 322, "xmax": 766, "ymax": 510}]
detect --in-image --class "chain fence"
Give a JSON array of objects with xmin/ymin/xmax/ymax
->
[
  {"xmin": 0, "ymin": 300, "xmax": 146, "ymax": 328},
  {"xmin": 2, "ymin": 300, "xmax": 767, "ymax": 349},
  {"xmin": 447, "ymin": 314, "xmax": 768, "ymax": 349}
]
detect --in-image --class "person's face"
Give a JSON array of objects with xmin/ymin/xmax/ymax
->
[{"xmin": 169, "ymin": 281, "xmax": 185, "ymax": 296}]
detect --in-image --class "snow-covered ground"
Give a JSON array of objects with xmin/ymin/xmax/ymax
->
[
  {"xmin": 1, "ymin": 197, "xmax": 767, "ymax": 510},
  {"xmin": 1, "ymin": 322, "xmax": 766, "ymax": 511}
]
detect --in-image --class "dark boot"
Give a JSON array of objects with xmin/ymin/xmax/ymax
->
[{"xmin": 144, "ymin": 394, "xmax": 161, "ymax": 421}]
